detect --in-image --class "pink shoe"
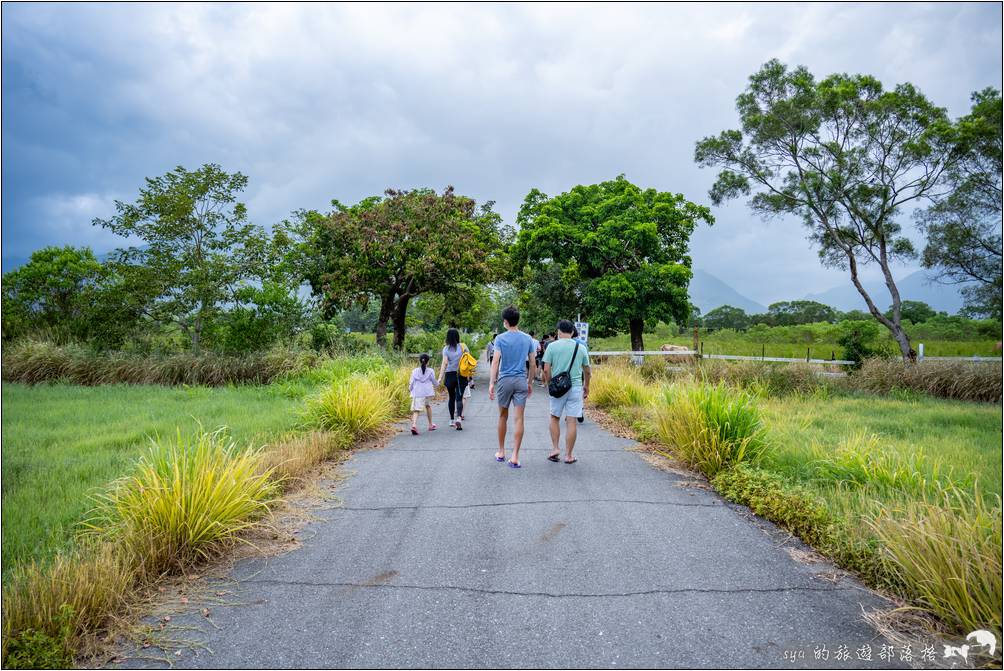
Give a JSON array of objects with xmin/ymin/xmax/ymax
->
[{"xmin": 428, "ymin": 424, "xmax": 437, "ymax": 431}]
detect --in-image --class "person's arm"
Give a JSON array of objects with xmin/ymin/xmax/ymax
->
[
  {"xmin": 542, "ymin": 362, "xmax": 552, "ymax": 386},
  {"xmin": 489, "ymin": 348, "xmax": 501, "ymax": 400},
  {"xmin": 526, "ymin": 344, "xmax": 536, "ymax": 395},
  {"xmin": 582, "ymin": 363, "xmax": 591, "ymax": 399},
  {"xmin": 437, "ymin": 353, "xmax": 447, "ymax": 386}
]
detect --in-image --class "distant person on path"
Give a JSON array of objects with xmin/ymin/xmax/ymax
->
[
  {"xmin": 488, "ymin": 306, "xmax": 536, "ymax": 468},
  {"xmin": 571, "ymin": 326, "xmax": 587, "ymax": 424},
  {"xmin": 437, "ymin": 328, "xmax": 470, "ymax": 430},
  {"xmin": 409, "ymin": 353, "xmax": 437, "ymax": 435},
  {"xmin": 542, "ymin": 320, "xmax": 591, "ymax": 463}
]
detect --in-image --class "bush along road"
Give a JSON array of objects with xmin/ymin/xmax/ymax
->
[{"xmin": 116, "ymin": 364, "xmax": 913, "ymax": 669}]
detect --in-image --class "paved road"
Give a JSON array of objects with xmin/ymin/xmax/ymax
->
[{"xmin": 122, "ymin": 361, "xmax": 903, "ymax": 669}]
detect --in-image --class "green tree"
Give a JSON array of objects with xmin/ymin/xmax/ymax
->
[
  {"xmin": 1, "ymin": 246, "xmax": 144, "ymax": 346},
  {"xmin": 886, "ymin": 300, "xmax": 937, "ymax": 324},
  {"xmin": 703, "ymin": 305, "xmax": 750, "ymax": 330},
  {"xmin": 94, "ymin": 164, "xmax": 266, "ymax": 353},
  {"xmin": 515, "ymin": 261, "xmax": 587, "ymax": 337},
  {"xmin": 511, "ymin": 176, "xmax": 712, "ymax": 350},
  {"xmin": 695, "ymin": 60, "xmax": 963, "ymax": 359},
  {"xmin": 305, "ymin": 187, "xmax": 509, "ymax": 349},
  {"xmin": 916, "ymin": 88, "xmax": 1002, "ymax": 320},
  {"xmin": 767, "ymin": 300, "xmax": 838, "ymax": 326}
]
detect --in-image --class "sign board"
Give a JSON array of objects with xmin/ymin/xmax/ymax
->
[{"xmin": 573, "ymin": 321, "xmax": 589, "ymax": 343}]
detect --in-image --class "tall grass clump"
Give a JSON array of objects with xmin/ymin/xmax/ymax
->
[
  {"xmin": 853, "ymin": 358, "xmax": 1002, "ymax": 402},
  {"xmin": 2, "ymin": 543, "xmax": 133, "ymax": 667},
  {"xmin": 651, "ymin": 382, "xmax": 768, "ymax": 477},
  {"xmin": 83, "ymin": 428, "xmax": 279, "ymax": 574},
  {"xmin": 1, "ymin": 340, "xmax": 320, "ymax": 386},
  {"xmin": 589, "ymin": 364, "xmax": 656, "ymax": 409},
  {"xmin": 809, "ymin": 432, "xmax": 963, "ymax": 498},
  {"xmin": 305, "ymin": 374, "xmax": 393, "ymax": 438},
  {"xmin": 868, "ymin": 489, "xmax": 1003, "ymax": 642},
  {"xmin": 368, "ymin": 363, "xmax": 416, "ymax": 417}
]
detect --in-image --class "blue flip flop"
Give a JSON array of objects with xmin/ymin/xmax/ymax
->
[
  {"xmin": 495, "ymin": 455, "xmax": 505, "ymax": 462},
  {"xmin": 508, "ymin": 460, "xmax": 521, "ymax": 469}
]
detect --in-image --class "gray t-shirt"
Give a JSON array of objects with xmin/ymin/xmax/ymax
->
[{"xmin": 442, "ymin": 344, "xmax": 464, "ymax": 372}]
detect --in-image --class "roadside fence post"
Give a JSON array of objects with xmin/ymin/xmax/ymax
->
[{"xmin": 918, "ymin": 343, "xmax": 924, "ymax": 361}]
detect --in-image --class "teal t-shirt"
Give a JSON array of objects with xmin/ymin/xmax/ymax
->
[{"xmin": 542, "ymin": 338, "xmax": 590, "ymax": 386}]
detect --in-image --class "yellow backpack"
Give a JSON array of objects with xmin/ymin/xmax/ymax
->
[{"xmin": 459, "ymin": 343, "xmax": 478, "ymax": 378}]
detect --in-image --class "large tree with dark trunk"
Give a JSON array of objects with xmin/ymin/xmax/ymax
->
[
  {"xmin": 305, "ymin": 187, "xmax": 507, "ymax": 349},
  {"xmin": 695, "ymin": 60, "xmax": 965, "ymax": 360},
  {"xmin": 510, "ymin": 176, "xmax": 712, "ymax": 351}
]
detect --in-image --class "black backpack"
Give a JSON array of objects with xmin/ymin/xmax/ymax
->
[{"xmin": 548, "ymin": 341, "xmax": 580, "ymax": 398}]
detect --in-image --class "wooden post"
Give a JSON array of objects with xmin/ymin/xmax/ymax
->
[
  {"xmin": 761, "ymin": 344, "xmax": 765, "ymax": 360},
  {"xmin": 806, "ymin": 347, "xmax": 810, "ymax": 362},
  {"xmin": 692, "ymin": 326, "xmax": 699, "ymax": 360}
]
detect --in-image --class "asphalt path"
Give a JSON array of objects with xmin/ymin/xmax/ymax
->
[{"xmin": 120, "ymin": 358, "xmax": 905, "ymax": 669}]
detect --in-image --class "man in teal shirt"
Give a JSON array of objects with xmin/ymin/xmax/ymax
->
[{"xmin": 541, "ymin": 319, "xmax": 591, "ymax": 464}]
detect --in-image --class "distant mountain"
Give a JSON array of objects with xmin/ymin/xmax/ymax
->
[
  {"xmin": 804, "ymin": 270, "xmax": 968, "ymax": 314},
  {"xmin": 689, "ymin": 269, "xmax": 767, "ymax": 315}
]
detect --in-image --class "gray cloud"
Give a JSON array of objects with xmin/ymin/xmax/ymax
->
[{"xmin": 2, "ymin": 2, "xmax": 1000, "ymax": 305}]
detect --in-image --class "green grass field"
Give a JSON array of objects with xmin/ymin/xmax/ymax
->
[
  {"xmin": 589, "ymin": 333, "xmax": 999, "ymax": 358},
  {"xmin": 0, "ymin": 383, "xmax": 308, "ymax": 574},
  {"xmin": 761, "ymin": 392, "xmax": 1002, "ymax": 502}
]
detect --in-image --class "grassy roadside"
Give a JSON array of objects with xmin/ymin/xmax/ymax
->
[
  {"xmin": 1, "ymin": 355, "xmax": 412, "ymax": 668},
  {"xmin": 588, "ymin": 360, "xmax": 1002, "ymax": 657}
]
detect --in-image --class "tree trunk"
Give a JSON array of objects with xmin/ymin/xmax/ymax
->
[
  {"xmin": 846, "ymin": 253, "xmax": 915, "ymax": 360},
  {"xmin": 374, "ymin": 293, "xmax": 394, "ymax": 348},
  {"xmin": 629, "ymin": 318, "xmax": 645, "ymax": 352},
  {"xmin": 392, "ymin": 295, "xmax": 411, "ymax": 351},
  {"xmin": 192, "ymin": 314, "xmax": 202, "ymax": 354}
]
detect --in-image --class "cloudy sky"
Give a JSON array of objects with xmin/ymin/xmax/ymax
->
[{"xmin": 2, "ymin": 2, "xmax": 1001, "ymax": 304}]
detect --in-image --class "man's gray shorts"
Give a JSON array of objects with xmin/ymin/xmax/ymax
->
[
  {"xmin": 496, "ymin": 375, "xmax": 529, "ymax": 408},
  {"xmin": 549, "ymin": 385, "xmax": 584, "ymax": 419}
]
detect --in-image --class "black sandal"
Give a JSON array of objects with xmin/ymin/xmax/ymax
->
[{"xmin": 547, "ymin": 454, "xmax": 560, "ymax": 462}]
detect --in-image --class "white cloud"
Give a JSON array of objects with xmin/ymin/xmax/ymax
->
[{"xmin": 2, "ymin": 2, "xmax": 1000, "ymax": 301}]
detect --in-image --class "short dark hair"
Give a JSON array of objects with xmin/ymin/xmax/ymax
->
[
  {"xmin": 529, "ymin": 331, "xmax": 535, "ymax": 337},
  {"xmin": 557, "ymin": 319, "xmax": 574, "ymax": 334},
  {"xmin": 501, "ymin": 305, "xmax": 520, "ymax": 327}
]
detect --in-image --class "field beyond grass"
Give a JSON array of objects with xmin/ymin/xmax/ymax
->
[{"xmin": 1, "ymin": 383, "xmax": 307, "ymax": 574}]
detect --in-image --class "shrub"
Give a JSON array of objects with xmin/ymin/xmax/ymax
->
[
  {"xmin": 651, "ymin": 382, "xmax": 767, "ymax": 477},
  {"xmin": 2, "ymin": 544, "xmax": 133, "ymax": 667},
  {"xmin": 868, "ymin": 489, "xmax": 1003, "ymax": 641},
  {"xmin": 305, "ymin": 375, "xmax": 393, "ymax": 438},
  {"xmin": 82, "ymin": 428, "xmax": 279, "ymax": 574},
  {"xmin": 853, "ymin": 358, "xmax": 1002, "ymax": 402},
  {"xmin": 712, "ymin": 464, "xmax": 835, "ymax": 548},
  {"xmin": 589, "ymin": 364, "xmax": 655, "ymax": 409}
]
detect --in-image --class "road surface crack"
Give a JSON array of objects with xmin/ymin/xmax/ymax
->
[
  {"xmin": 336, "ymin": 498, "xmax": 723, "ymax": 511},
  {"xmin": 240, "ymin": 579, "xmax": 854, "ymax": 599}
]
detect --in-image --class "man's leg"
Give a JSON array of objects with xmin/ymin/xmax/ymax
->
[
  {"xmin": 548, "ymin": 414, "xmax": 561, "ymax": 459},
  {"xmin": 511, "ymin": 404, "xmax": 526, "ymax": 465},
  {"xmin": 564, "ymin": 416, "xmax": 578, "ymax": 461},
  {"xmin": 496, "ymin": 406, "xmax": 509, "ymax": 459}
]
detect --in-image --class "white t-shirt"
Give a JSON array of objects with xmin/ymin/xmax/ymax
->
[{"xmin": 531, "ymin": 338, "xmax": 540, "ymax": 356}]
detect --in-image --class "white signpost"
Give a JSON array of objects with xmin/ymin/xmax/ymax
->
[{"xmin": 573, "ymin": 321, "xmax": 589, "ymax": 343}]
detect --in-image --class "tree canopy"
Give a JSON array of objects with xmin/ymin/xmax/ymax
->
[
  {"xmin": 94, "ymin": 164, "xmax": 268, "ymax": 353},
  {"xmin": 695, "ymin": 59, "xmax": 963, "ymax": 359},
  {"xmin": 304, "ymin": 187, "xmax": 510, "ymax": 349},
  {"xmin": 702, "ymin": 305, "xmax": 750, "ymax": 330},
  {"xmin": 915, "ymin": 87, "xmax": 1002, "ymax": 320},
  {"xmin": 510, "ymin": 176, "xmax": 712, "ymax": 350}
]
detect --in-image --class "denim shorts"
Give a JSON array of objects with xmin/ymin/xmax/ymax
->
[
  {"xmin": 549, "ymin": 385, "xmax": 584, "ymax": 418},
  {"xmin": 496, "ymin": 375, "xmax": 529, "ymax": 408}
]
